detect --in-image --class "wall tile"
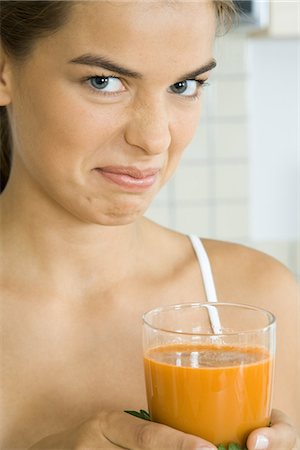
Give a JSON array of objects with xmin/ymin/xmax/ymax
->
[
  {"xmin": 208, "ymin": 79, "xmax": 247, "ymax": 118},
  {"xmin": 174, "ymin": 205, "xmax": 211, "ymax": 237},
  {"xmin": 247, "ymin": 38, "xmax": 298, "ymax": 241},
  {"xmin": 215, "ymin": 203, "xmax": 249, "ymax": 239},
  {"xmin": 174, "ymin": 166, "xmax": 210, "ymax": 202},
  {"xmin": 215, "ymin": 163, "xmax": 249, "ymax": 200},
  {"xmin": 214, "ymin": 35, "xmax": 248, "ymax": 75},
  {"xmin": 214, "ymin": 122, "xmax": 248, "ymax": 159}
]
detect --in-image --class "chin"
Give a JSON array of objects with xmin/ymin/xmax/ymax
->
[
  {"xmin": 66, "ymin": 190, "xmax": 153, "ymax": 226},
  {"xmin": 97, "ymin": 190, "xmax": 156, "ymax": 224},
  {"xmin": 87, "ymin": 202, "xmax": 148, "ymax": 227}
]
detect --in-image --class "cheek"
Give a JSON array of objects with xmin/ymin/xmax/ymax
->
[
  {"xmin": 159, "ymin": 105, "xmax": 201, "ymax": 187},
  {"xmin": 11, "ymin": 83, "xmax": 119, "ymax": 179},
  {"xmin": 168, "ymin": 105, "xmax": 202, "ymax": 163}
]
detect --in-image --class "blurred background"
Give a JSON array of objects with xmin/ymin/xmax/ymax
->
[{"xmin": 146, "ymin": 0, "xmax": 300, "ymax": 280}]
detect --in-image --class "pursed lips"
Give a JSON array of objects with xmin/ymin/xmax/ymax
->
[{"xmin": 94, "ymin": 165, "xmax": 160, "ymax": 190}]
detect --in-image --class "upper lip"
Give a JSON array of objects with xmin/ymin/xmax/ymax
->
[{"xmin": 96, "ymin": 166, "xmax": 160, "ymax": 179}]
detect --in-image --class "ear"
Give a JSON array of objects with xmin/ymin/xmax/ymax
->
[{"xmin": 0, "ymin": 46, "xmax": 12, "ymax": 106}]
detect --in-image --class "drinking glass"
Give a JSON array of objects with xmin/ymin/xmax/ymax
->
[{"xmin": 143, "ymin": 302, "xmax": 276, "ymax": 447}]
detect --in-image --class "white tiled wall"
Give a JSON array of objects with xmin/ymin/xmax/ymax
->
[
  {"xmin": 248, "ymin": 38, "xmax": 299, "ymax": 242},
  {"xmin": 145, "ymin": 32, "xmax": 299, "ymax": 280}
]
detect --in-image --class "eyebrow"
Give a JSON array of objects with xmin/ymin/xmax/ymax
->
[
  {"xmin": 69, "ymin": 54, "xmax": 217, "ymax": 80},
  {"xmin": 181, "ymin": 60, "xmax": 217, "ymax": 80}
]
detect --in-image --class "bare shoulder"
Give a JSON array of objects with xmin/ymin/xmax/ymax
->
[
  {"xmin": 142, "ymin": 219, "xmax": 299, "ymax": 311},
  {"xmin": 201, "ymin": 238, "xmax": 299, "ymax": 308},
  {"xmin": 202, "ymin": 237, "xmax": 293, "ymax": 277}
]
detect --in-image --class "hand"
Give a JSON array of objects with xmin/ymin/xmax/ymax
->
[
  {"xmin": 29, "ymin": 410, "xmax": 217, "ymax": 449},
  {"xmin": 246, "ymin": 409, "xmax": 299, "ymax": 450}
]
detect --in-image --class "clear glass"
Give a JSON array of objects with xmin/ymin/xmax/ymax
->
[{"xmin": 143, "ymin": 302, "xmax": 276, "ymax": 447}]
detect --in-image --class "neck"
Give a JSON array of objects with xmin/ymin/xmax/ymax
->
[{"xmin": 1, "ymin": 174, "xmax": 145, "ymax": 296}]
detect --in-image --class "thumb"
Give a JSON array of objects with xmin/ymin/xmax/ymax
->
[{"xmin": 246, "ymin": 409, "xmax": 298, "ymax": 450}]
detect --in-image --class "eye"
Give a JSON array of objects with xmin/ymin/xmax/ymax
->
[
  {"xmin": 86, "ymin": 75, "xmax": 125, "ymax": 94},
  {"xmin": 169, "ymin": 79, "xmax": 206, "ymax": 97}
]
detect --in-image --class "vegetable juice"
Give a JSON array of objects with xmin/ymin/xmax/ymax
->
[{"xmin": 144, "ymin": 344, "xmax": 273, "ymax": 447}]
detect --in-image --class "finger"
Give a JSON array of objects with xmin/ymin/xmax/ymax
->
[
  {"xmin": 246, "ymin": 409, "xmax": 298, "ymax": 450},
  {"xmin": 99, "ymin": 411, "xmax": 217, "ymax": 450}
]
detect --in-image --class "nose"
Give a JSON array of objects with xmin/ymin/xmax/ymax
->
[{"xmin": 124, "ymin": 96, "xmax": 171, "ymax": 155}]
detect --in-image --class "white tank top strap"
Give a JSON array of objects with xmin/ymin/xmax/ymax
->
[{"xmin": 188, "ymin": 234, "xmax": 218, "ymax": 303}]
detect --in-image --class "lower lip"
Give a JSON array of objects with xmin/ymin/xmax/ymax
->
[{"xmin": 95, "ymin": 169, "xmax": 158, "ymax": 191}]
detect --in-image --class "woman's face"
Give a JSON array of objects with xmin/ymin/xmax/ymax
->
[{"xmin": 7, "ymin": 1, "xmax": 216, "ymax": 225}]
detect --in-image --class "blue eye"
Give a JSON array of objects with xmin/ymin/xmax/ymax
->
[
  {"xmin": 87, "ymin": 76, "xmax": 125, "ymax": 94},
  {"xmin": 169, "ymin": 79, "xmax": 206, "ymax": 97}
]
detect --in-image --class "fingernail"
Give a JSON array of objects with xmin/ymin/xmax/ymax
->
[
  {"xmin": 254, "ymin": 434, "xmax": 269, "ymax": 449},
  {"xmin": 196, "ymin": 447, "xmax": 214, "ymax": 450},
  {"xmin": 197, "ymin": 447, "xmax": 215, "ymax": 450}
]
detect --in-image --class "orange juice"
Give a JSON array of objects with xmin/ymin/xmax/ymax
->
[{"xmin": 144, "ymin": 343, "xmax": 273, "ymax": 447}]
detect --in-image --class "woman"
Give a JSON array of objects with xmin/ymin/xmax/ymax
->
[{"xmin": 0, "ymin": 1, "xmax": 299, "ymax": 448}]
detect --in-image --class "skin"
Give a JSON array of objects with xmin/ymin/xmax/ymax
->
[{"xmin": 0, "ymin": 1, "xmax": 299, "ymax": 449}]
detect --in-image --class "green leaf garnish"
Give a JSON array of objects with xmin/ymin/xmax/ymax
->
[
  {"xmin": 218, "ymin": 444, "xmax": 247, "ymax": 450},
  {"xmin": 124, "ymin": 411, "xmax": 248, "ymax": 449},
  {"xmin": 124, "ymin": 409, "xmax": 151, "ymax": 421}
]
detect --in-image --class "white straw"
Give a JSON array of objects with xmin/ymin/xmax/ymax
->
[
  {"xmin": 205, "ymin": 304, "xmax": 223, "ymax": 334},
  {"xmin": 189, "ymin": 235, "xmax": 222, "ymax": 334}
]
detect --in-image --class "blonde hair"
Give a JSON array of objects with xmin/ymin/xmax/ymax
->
[{"xmin": 214, "ymin": 0, "xmax": 238, "ymax": 35}]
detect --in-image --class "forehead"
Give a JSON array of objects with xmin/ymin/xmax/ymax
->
[{"xmin": 35, "ymin": 1, "xmax": 216, "ymax": 79}]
